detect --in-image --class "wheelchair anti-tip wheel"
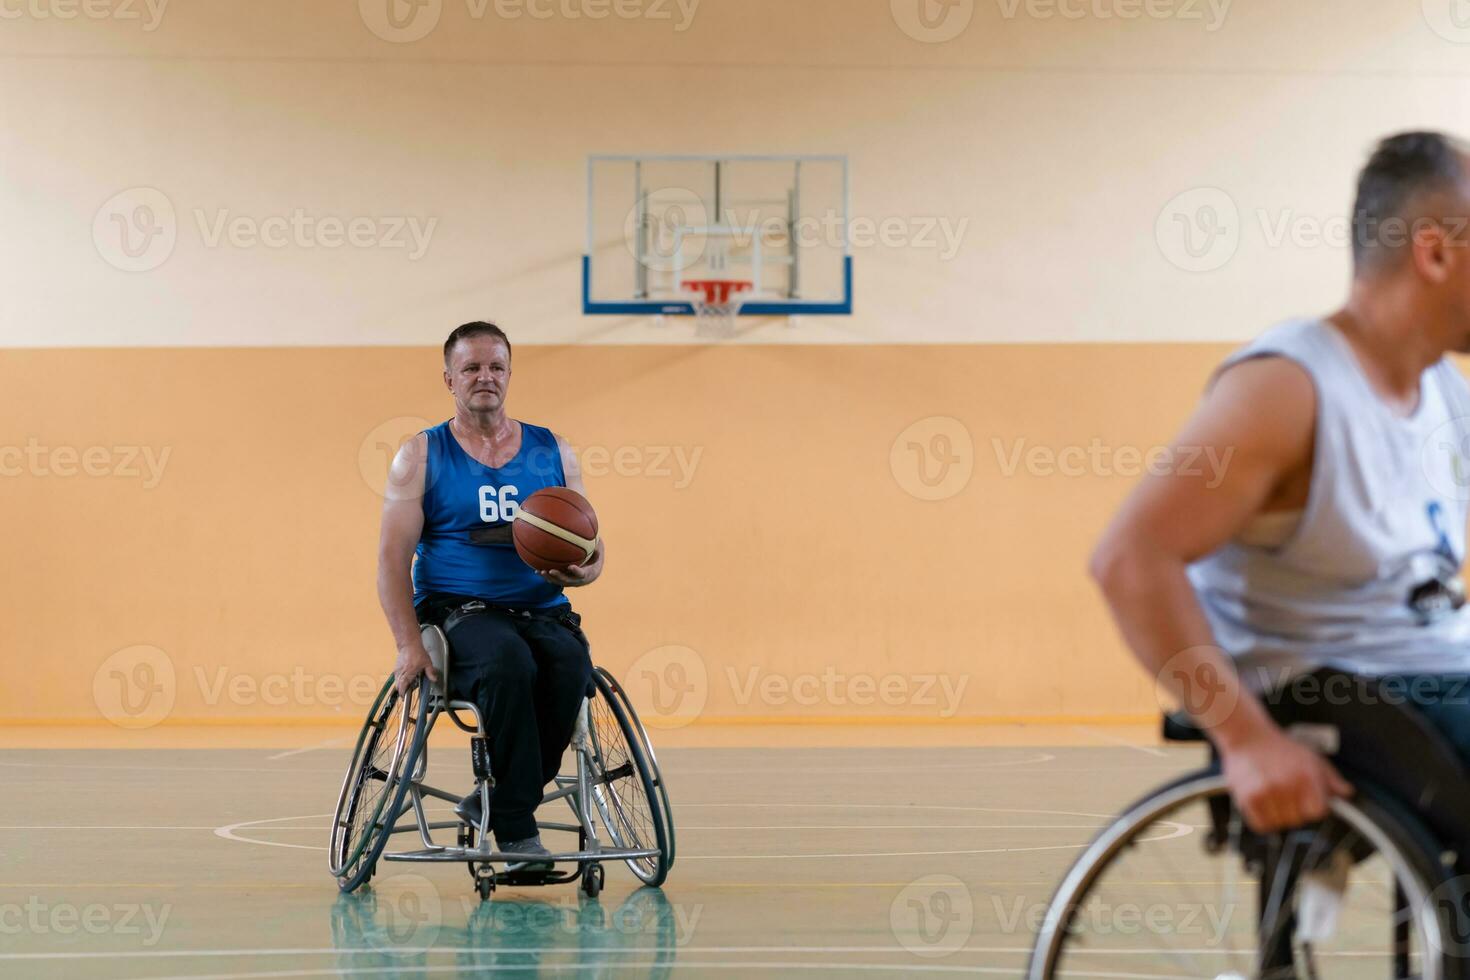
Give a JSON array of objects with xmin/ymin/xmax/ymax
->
[
  {"xmin": 587, "ymin": 667, "xmax": 674, "ymax": 887},
  {"xmin": 328, "ymin": 677, "xmax": 430, "ymax": 893},
  {"xmin": 1028, "ymin": 771, "xmax": 1464, "ymax": 980}
]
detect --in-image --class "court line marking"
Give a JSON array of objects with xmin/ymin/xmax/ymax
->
[
  {"xmin": 134, "ymin": 964, "xmax": 1017, "ymax": 979},
  {"xmin": 0, "ymin": 756, "xmax": 1063, "ymax": 774},
  {"xmin": 267, "ymin": 737, "xmax": 352, "ymax": 761},
  {"xmin": 0, "ymin": 943, "xmax": 1409, "ymax": 960},
  {"xmin": 0, "ymin": 945, "xmax": 1034, "ymax": 960},
  {"xmin": 1072, "ymin": 726, "xmax": 1168, "ymax": 758},
  {"xmin": 669, "ymin": 751, "xmax": 1059, "ymax": 773},
  {"xmin": 0, "ymin": 826, "xmax": 223, "ymax": 831},
  {"xmin": 212, "ymin": 805, "xmax": 1192, "ymax": 858},
  {"xmin": 0, "ymin": 761, "xmax": 345, "ymax": 774},
  {"xmin": 200, "ymin": 823, "xmax": 1113, "ymax": 832}
]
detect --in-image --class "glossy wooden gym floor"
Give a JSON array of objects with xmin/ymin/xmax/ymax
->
[{"xmin": 0, "ymin": 725, "xmax": 1191, "ymax": 978}]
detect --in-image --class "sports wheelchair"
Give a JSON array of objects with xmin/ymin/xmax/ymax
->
[
  {"xmin": 1029, "ymin": 669, "xmax": 1470, "ymax": 979},
  {"xmin": 327, "ymin": 624, "xmax": 674, "ymax": 902}
]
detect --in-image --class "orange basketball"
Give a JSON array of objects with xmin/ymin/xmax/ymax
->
[{"xmin": 513, "ymin": 487, "xmax": 599, "ymax": 572}]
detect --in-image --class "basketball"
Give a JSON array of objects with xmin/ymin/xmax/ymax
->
[{"xmin": 513, "ymin": 486, "xmax": 599, "ymax": 572}]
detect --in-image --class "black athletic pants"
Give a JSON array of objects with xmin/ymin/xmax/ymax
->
[{"xmin": 417, "ymin": 594, "xmax": 593, "ymax": 842}]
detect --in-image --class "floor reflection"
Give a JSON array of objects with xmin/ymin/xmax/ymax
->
[{"xmin": 331, "ymin": 876, "xmax": 680, "ymax": 977}]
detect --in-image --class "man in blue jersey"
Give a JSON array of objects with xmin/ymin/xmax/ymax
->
[{"xmin": 377, "ymin": 321, "xmax": 604, "ymax": 866}]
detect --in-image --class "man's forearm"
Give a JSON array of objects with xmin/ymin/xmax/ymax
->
[
  {"xmin": 1095, "ymin": 547, "xmax": 1275, "ymax": 749},
  {"xmin": 377, "ymin": 562, "xmax": 424, "ymax": 651}
]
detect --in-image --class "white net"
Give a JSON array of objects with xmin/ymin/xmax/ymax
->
[
  {"xmin": 684, "ymin": 279, "xmax": 750, "ymax": 340},
  {"xmin": 691, "ymin": 295, "xmax": 744, "ymax": 339}
]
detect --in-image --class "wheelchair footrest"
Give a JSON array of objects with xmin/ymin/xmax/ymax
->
[{"xmin": 384, "ymin": 845, "xmax": 660, "ymax": 864}]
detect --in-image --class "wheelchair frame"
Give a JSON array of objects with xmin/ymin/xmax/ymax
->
[
  {"xmin": 1026, "ymin": 681, "xmax": 1470, "ymax": 980},
  {"xmin": 330, "ymin": 625, "xmax": 672, "ymax": 902}
]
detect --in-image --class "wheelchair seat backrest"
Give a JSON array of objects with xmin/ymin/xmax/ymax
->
[
  {"xmin": 1167, "ymin": 668, "xmax": 1470, "ymax": 850},
  {"xmin": 420, "ymin": 624, "xmax": 450, "ymax": 702}
]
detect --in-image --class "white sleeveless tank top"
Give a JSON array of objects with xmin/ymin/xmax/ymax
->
[{"xmin": 1188, "ymin": 318, "xmax": 1470, "ymax": 682}]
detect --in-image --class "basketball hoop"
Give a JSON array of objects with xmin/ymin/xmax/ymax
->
[{"xmin": 682, "ymin": 279, "xmax": 752, "ymax": 339}]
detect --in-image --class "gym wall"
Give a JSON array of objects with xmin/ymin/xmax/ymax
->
[{"xmin": 3, "ymin": 0, "xmax": 1464, "ymax": 725}]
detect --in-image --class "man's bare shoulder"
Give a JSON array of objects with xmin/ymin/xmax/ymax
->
[
  {"xmin": 385, "ymin": 432, "xmax": 429, "ymax": 502},
  {"xmin": 1199, "ymin": 355, "xmax": 1316, "ymax": 459}
]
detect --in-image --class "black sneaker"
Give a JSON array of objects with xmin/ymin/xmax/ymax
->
[{"xmin": 498, "ymin": 834, "xmax": 554, "ymax": 874}]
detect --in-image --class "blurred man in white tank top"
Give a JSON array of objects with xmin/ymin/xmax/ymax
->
[{"xmin": 1093, "ymin": 131, "xmax": 1470, "ymax": 833}]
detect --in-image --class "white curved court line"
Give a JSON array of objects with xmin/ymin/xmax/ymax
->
[
  {"xmin": 212, "ymin": 804, "xmax": 1193, "ymax": 858},
  {"xmin": 0, "ymin": 945, "xmax": 1030, "ymax": 959},
  {"xmin": 134, "ymin": 964, "xmax": 1023, "ymax": 979},
  {"xmin": 215, "ymin": 814, "xmax": 332, "ymax": 852},
  {"xmin": 204, "ymin": 823, "xmax": 1113, "ymax": 832}
]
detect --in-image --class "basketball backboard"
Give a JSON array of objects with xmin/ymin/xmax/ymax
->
[{"xmin": 583, "ymin": 154, "xmax": 852, "ymax": 317}]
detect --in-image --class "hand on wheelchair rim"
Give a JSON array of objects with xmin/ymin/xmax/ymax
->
[
  {"xmin": 1220, "ymin": 725, "xmax": 1353, "ymax": 833},
  {"xmin": 394, "ymin": 639, "xmax": 441, "ymax": 695}
]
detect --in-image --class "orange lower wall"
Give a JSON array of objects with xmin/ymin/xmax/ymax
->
[{"xmin": 0, "ymin": 344, "xmax": 1232, "ymax": 728}]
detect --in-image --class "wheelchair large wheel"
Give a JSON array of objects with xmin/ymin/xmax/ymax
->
[
  {"xmin": 327, "ymin": 677, "xmax": 430, "ymax": 893},
  {"xmin": 593, "ymin": 666, "xmax": 675, "ymax": 867},
  {"xmin": 1028, "ymin": 770, "xmax": 1463, "ymax": 979},
  {"xmin": 587, "ymin": 667, "xmax": 673, "ymax": 886}
]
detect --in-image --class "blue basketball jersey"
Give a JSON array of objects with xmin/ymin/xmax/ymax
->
[{"xmin": 412, "ymin": 419, "xmax": 569, "ymax": 608}]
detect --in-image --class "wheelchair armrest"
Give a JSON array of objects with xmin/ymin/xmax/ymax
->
[{"xmin": 420, "ymin": 624, "xmax": 450, "ymax": 700}]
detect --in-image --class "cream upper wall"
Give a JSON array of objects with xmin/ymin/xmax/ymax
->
[{"xmin": 3, "ymin": 0, "xmax": 1469, "ymax": 347}]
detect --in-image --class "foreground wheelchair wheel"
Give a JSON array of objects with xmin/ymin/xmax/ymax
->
[
  {"xmin": 328, "ymin": 678, "xmax": 430, "ymax": 893},
  {"xmin": 587, "ymin": 667, "xmax": 673, "ymax": 886},
  {"xmin": 1028, "ymin": 771, "xmax": 1463, "ymax": 979}
]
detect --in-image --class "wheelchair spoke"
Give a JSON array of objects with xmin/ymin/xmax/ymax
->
[
  {"xmin": 328, "ymin": 679, "xmax": 430, "ymax": 891},
  {"xmin": 1033, "ymin": 775, "xmax": 1447, "ymax": 980},
  {"xmin": 583, "ymin": 672, "xmax": 669, "ymax": 885}
]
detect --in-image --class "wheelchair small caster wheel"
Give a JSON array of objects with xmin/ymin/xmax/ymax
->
[
  {"xmin": 476, "ymin": 875, "xmax": 494, "ymax": 902},
  {"xmin": 582, "ymin": 863, "xmax": 603, "ymax": 898}
]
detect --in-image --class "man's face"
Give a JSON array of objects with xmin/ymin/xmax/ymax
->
[
  {"xmin": 1427, "ymin": 166, "xmax": 1470, "ymax": 353},
  {"xmin": 445, "ymin": 336, "xmax": 511, "ymax": 413}
]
